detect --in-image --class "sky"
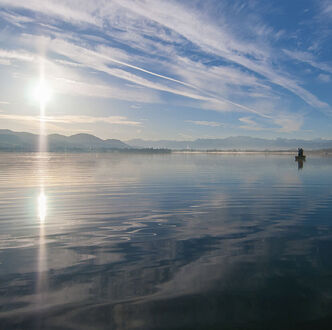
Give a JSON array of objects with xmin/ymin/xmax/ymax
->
[{"xmin": 0, "ymin": 0, "xmax": 331, "ymax": 141}]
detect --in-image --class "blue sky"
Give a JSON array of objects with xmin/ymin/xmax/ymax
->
[{"xmin": 0, "ymin": 0, "xmax": 331, "ymax": 140}]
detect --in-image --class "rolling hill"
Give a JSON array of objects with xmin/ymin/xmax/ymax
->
[{"xmin": 0, "ymin": 130, "xmax": 130, "ymax": 152}]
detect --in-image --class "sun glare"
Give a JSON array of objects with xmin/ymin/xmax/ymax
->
[
  {"xmin": 34, "ymin": 80, "xmax": 52, "ymax": 105},
  {"xmin": 38, "ymin": 191, "xmax": 47, "ymax": 223}
]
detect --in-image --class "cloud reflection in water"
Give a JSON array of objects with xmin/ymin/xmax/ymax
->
[{"xmin": 0, "ymin": 153, "xmax": 332, "ymax": 329}]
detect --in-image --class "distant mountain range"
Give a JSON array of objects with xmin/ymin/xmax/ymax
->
[
  {"xmin": 0, "ymin": 129, "xmax": 129, "ymax": 152},
  {"xmin": 126, "ymin": 136, "xmax": 332, "ymax": 150},
  {"xmin": 1, "ymin": 129, "xmax": 332, "ymax": 152}
]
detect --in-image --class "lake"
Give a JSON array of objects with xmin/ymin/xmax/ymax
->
[{"xmin": 0, "ymin": 152, "xmax": 332, "ymax": 329}]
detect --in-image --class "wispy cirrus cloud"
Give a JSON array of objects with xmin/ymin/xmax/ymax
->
[
  {"xmin": 239, "ymin": 117, "xmax": 265, "ymax": 131},
  {"xmin": 51, "ymin": 75, "xmax": 160, "ymax": 104},
  {"xmin": 0, "ymin": 47, "xmax": 160, "ymax": 104},
  {"xmin": 0, "ymin": 49, "xmax": 35, "ymax": 62},
  {"xmin": 318, "ymin": 74, "xmax": 331, "ymax": 83},
  {"xmin": 239, "ymin": 114, "xmax": 304, "ymax": 133},
  {"xmin": 186, "ymin": 120, "xmax": 223, "ymax": 127},
  {"xmin": 0, "ymin": 0, "xmax": 99, "ymax": 26},
  {"xmin": 0, "ymin": 114, "xmax": 141, "ymax": 126},
  {"xmin": 274, "ymin": 115, "xmax": 304, "ymax": 133},
  {"xmin": 0, "ymin": 11, "xmax": 34, "ymax": 27},
  {"xmin": 0, "ymin": 0, "xmax": 331, "ymax": 139},
  {"xmin": 7, "ymin": 0, "xmax": 328, "ymax": 111},
  {"xmin": 283, "ymin": 49, "xmax": 332, "ymax": 74},
  {"xmin": 321, "ymin": 0, "xmax": 332, "ymax": 17},
  {"xmin": 25, "ymin": 36, "xmax": 274, "ymax": 118},
  {"xmin": 110, "ymin": 0, "xmax": 327, "ymax": 109}
]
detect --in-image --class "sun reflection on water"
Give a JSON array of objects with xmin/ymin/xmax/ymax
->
[
  {"xmin": 36, "ymin": 187, "xmax": 48, "ymax": 317},
  {"xmin": 38, "ymin": 190, "xmax": 47, "ymax": 223}
]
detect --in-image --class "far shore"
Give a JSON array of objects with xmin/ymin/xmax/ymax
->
[
  {"xmin": 1, "ymin": 149, "xmax": 332, "ymax": 156},
  {"xmin": 173, "ymin": 149, "xmax": 332, "ymax": 156}
]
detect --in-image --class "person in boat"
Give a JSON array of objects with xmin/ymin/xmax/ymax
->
[{"xmin": 298, "ymin": 148, "xmax": 303, "ymax": 157}]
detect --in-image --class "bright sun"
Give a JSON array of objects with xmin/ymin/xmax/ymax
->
[{"xmin": 33, "ymin": 80, "xmax": 52, "ymax": 105}]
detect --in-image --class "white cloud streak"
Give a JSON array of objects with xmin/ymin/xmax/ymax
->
[
  {"xmin": 0, "ymin": 114, "xmax": 141, "ymax": 126},
  {"xmin": 318, "ymin": 74, "xmax": 331, "ymax": 83},
  {"xmin": 111, "ymin": 0, "xmax": 327, "ymax": 108},
  {"xmin": 38, "ymin": 36, "xmax": 275, "ymax": 117},
  {"xmin": 186, "ymin": 120, "xmax": 222, "ymax": 127},
  {"xmin": 239, "ymin": 114, "xmax": 304, "ymax": 133},
  {"xmin": 0, "ymin": 49, "xmax": 35, "ymax": 62},
  {"xmin": 2, "ymin": 0, "xmax": 327, "ymax": 111},
  {"xmin": 0, "ymin": 0, "xmax": 99, "ymax": 26},
  {"xmin": 321, "ymin": 1, "xmax": 332, "ymax": 17},
  {"xmin": 0, "ymin": 0, "xmax": 330, "ymax": 136},
  {"xmin": 283, "ymin": 49, "xmax": 332, "ymax": 74}
]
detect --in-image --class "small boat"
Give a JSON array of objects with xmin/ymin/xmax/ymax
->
[
  {"xmin": 295, "ymin": 147, "xmax": 306, "ymax": 161},
  {"xmin": 295, "ymin": 155, "xmax": 306, "ymax": 161}
]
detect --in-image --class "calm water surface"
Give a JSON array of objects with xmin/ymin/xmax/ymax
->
[{"xmin": 0, "ymin": 153, "xmax": 332, "ymax": 329}]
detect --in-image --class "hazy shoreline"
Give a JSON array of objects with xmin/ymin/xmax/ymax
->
[
  {"xmin": 1, "ymin": 149, "xmax": 332, "ymax": 156},
  {"xmin": 2, "ymin": 130, "xmax": 332, "ymax": 154},
  {"xmin": 0, "ymin": 148, "xmax": 172, "ymax": 154},
  {"xmin": 174, "ymin": 149, "xmax": 332, "ymax": 155}
]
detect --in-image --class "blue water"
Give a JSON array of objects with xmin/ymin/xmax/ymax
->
[{"xmin": 0, "ymin": 153, "xmax": 332, "ymax": 329}]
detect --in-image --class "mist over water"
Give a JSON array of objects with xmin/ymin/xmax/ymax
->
[{"xmin": 0, "ymin": 153, "xmax": 332, "ymax": 329}]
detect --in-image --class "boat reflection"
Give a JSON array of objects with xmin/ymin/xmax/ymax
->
[{"xmin": 297, "ymin": 158, "xmax": 304, "ymax": 170}]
